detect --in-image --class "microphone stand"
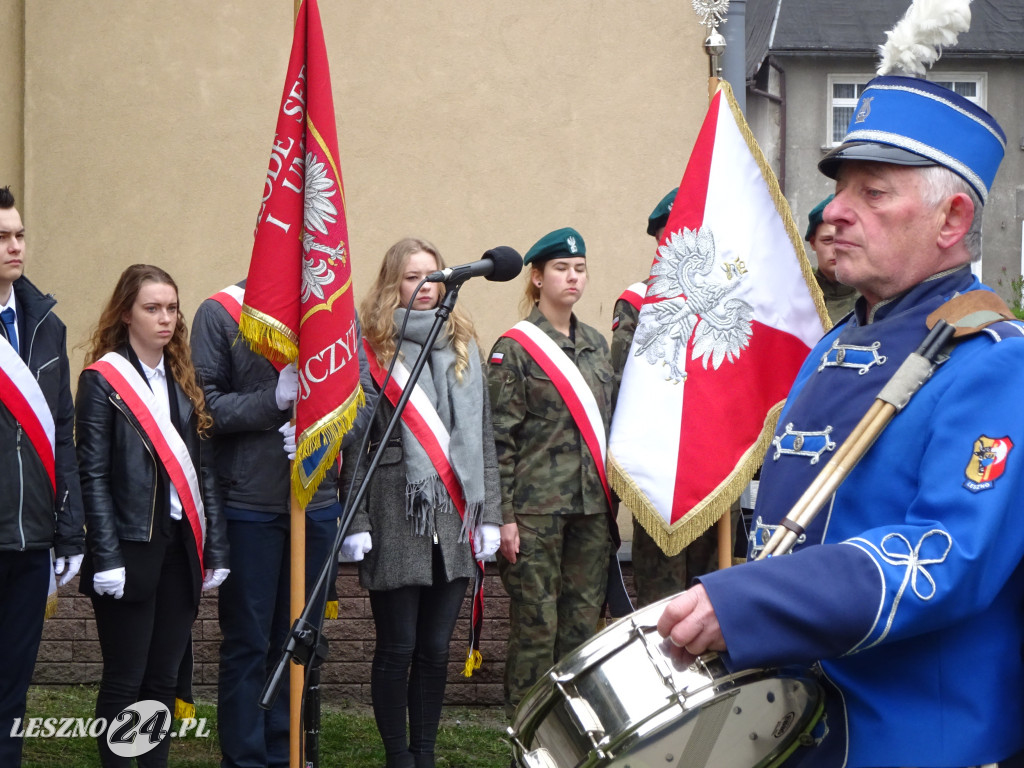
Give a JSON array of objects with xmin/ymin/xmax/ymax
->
[{"xmin": 259, "ymin": 278, "xmax": 466, "ymax": 712}]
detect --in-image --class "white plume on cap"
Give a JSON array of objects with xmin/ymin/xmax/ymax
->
[{"xmin": 877, "ymin": 0, "xmax": 972, "ymax": 76}]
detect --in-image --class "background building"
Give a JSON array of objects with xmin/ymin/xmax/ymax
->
[{"xmin": 746, "ymin": 0, "xmax": 1024, "ymax": 297}]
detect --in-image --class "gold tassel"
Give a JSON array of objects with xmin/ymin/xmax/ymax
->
[
  {"xmin": 174, "ymin": 699, "xmax": 196, "ymax": 720},
  {"xmin": 323, "ymin": 600, "xmax": 338, "ymax": 620},
  {"xmin": 462, "ymin": 649, "xmax": 482, "ymax": 678},
  {"xmin": 44, "ymin": 592, "xmax": 58, "ymax": 619}
]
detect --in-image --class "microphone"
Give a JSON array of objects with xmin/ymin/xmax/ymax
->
[{"xmin": 425, "ymin": 247, "xmax": 523, "ymax": 284}]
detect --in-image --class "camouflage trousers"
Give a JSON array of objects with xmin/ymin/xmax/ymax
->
[
  {"xmin": 498, "ymin": 512, "xmax": 611, "ymax": 715},
  {"xmin": 631, "ymin": 504, "xmax": 739, "ymax": 608}
]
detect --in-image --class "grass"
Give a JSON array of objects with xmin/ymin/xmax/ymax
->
[{"xmin": 20, "ymin": 686, "xmax": 514, "ymax": 768}]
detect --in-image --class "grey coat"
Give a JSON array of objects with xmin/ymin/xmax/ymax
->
[{"xmin": 345, "ymin": 373, "xmax": 501, "ymax": 592}]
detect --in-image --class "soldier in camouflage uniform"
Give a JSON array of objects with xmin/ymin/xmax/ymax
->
[
  {"xmin": 805, "ymin": 194, "xmax": 860, "ymax": 324},
  {"xmin": 487, "ymin": 227, "xmax": 615, "ymax": 715},
  {"xmin": 611, "ymin": 189, "xmax": 720, "ymax": 607}
]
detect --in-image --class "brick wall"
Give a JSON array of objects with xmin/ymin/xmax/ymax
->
[{"xmin": 35, "ymin": 560, "xmax": 637, "ymax": 708}]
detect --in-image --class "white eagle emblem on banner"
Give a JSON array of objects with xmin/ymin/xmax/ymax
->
[{"xmin": 632, "ymin": 225, "xmax": 754, "ymax": 381}]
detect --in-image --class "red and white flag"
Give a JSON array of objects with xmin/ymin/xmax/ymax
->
[
  {"xmin": 240, "ymin": 0, "xmax": 363, "ymax": 507},
  {"xmin": 608, "ymin": 81, "xmax": 828, "ymax": 555}
]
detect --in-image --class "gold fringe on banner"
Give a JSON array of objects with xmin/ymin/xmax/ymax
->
[
  {"xmin": 609, "ymin": 401, "xmax": 784, "ymax": 557},
  {"xmin": 238, "ymin": 310, "xmax": 300, "ymax": 368},
  {"xmin": 291, "ymin": 387, "xmax": 365, "ymax": 509}
]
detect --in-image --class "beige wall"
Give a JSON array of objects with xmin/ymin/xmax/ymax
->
[
  {"xmin": 20, "ymin": 1, "xmax": 708, "ymax": 379},
  {"xmin": 1, "ymin": 2, "xmax": 24, "ymax": 190}
]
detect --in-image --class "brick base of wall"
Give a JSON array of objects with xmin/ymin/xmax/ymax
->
[{"xmin": 36, "ymin": 561, "xmax": 638, "ymax": 708}]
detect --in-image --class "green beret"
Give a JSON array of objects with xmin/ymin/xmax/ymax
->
[
  {"xmin": 804, "ymin": 194, "xmax": 834, "ymax": 241},
  {"xmin": 524, "ymin": 227, "xmax": 586, "ymax": 266},
  {"xmin": 647, "ymin": 188, "xmax": 678, "ymax": 237}
]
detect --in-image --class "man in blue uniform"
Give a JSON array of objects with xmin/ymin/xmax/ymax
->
[{"xmin": 658, "ymin": 76, "xmax": 1024, "ymax": 767}]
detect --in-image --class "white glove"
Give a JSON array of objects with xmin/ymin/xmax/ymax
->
[
  {"xmin": 275, "ymin": 363, "xmax": 299, "ymax": 410},
  {"xmin": 202, "ymin": 568, "xmax": 230, "ymax": 591},
  {"xmin": 340, "ymin": 531, "xmax": 373, "ymax": 562},
  {"xmin": 53, "ymin": 553, "xmax": 84, "ymax": 587},
  {"xmin": 473, "ymin": 523, "xmax": 501, "ymax": 561},
  {"xmin": 93, "ymin": 567, "xmax": 126, "ymax": 599},
  {"xmin": 279, "ymin": 421, "xmax": 296, "ymax": 460}
]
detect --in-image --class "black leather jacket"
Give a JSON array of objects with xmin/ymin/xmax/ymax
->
[
  {"xmin": 74, "ymin": 348, "xmax": 228, "ymax": 574},
  {"xmin": 190, "ymin": 284, "xmax": 375, "ymax": 513},
  {"xmin": 0, "ymin": 276, "xmax": 84, "ymax": 554}
]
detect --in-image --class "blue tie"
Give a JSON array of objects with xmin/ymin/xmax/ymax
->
[{"xmin": 1, "ymin": 307, "xmax": 18, "ymax": 355}]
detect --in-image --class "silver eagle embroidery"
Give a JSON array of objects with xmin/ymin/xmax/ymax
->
[{"xmin": 632, "ymin": 226, "xmax": 754, "ymax": 381}]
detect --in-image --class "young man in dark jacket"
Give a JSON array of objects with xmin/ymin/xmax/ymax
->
[
  {"xmin": 0, "ymin": 185, "xmax": 85, "ymax": 763},
  {"xmin": 191, "ymin": 283, "xmax": 374, "ymax": 768}
]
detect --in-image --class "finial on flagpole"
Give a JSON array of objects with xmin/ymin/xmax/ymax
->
[{"xmin": 693, "ymin": 0, "xmax": 729, "ymax": 80}]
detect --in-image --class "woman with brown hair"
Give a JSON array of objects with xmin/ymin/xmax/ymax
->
[
  {"xmin": 343, "ymin": 237, "xmax": 500, "ymax": 768},
  {"xmin": 75, "ymin": 264, "xmax": 228, "ymax": 767}
]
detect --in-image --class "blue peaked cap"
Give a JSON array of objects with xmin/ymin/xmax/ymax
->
[{"xmin": 819, "ymin": 75, "xmax": 1006, "ymax": 203}]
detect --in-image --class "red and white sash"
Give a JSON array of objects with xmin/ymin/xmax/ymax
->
[
  {"xmin": 209, "ymin": 284, "xmax": 246, "ymax": 324},
  {"xmin": 362, "ymin": 339, "xmax": 467, "ymax": 516},
  {"xmin": 501, "ymin": 321, "xmax": 616, "ymax": 531},
  {"xmin": 0, "ymin": 339, "xmax": 56, "ymax": 494},
  {"xmin": 86, "ymin": 353, "xmax": 207, "ymax": 573},
  {"xmin": 209, "ymin": 284, "xmax": 284, "ymax": 372},
  {"xmin": 364, "ymin": 338, "xmax": 488, "ymax": 665},
  {"xmin": 618, "ymin": 281, "xmax": 647, "ymax": 312}
]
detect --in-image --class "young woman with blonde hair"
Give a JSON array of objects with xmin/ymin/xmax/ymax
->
[{"xmin": 343, "ymin": 238, "xmax": 500, "ymax": 768}]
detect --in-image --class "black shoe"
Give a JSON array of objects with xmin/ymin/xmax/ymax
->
[{"xmin": 385, "ymin": 752, "xmax": 416, "ymax": 768}]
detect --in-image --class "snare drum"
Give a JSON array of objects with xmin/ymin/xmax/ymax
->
[{"xmin": 507, "ymin": 596, "xmax": 823, "ymax": 768}]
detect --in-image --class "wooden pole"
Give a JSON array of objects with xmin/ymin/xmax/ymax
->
[
  {"xmin": 290, "ymin": 15, "xmax": 304, "ymax": 767},
  {"xmin": 290, "ymin": 18, "xmax": 301, "ymax": 768},
  {"xmin": 290, "ymin": 5, "xmax": 306, "ymax": 765},
  {"xmin": 705, "ymin": 73, "xmax": 734, "ymax": 572},
  {"xmin": 290, "ymin": 484, "xmax": 305, "ymax": 768}
]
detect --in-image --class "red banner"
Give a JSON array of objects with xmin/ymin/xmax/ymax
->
[
  {"xmin": 608, "ymin": 81, "xmax": 829, "ymax": 555},
  {"xmin": 240, "ymin": 0, "xmax": 363, "ymax": 507}
]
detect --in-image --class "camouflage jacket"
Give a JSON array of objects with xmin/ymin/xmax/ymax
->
[
  {"xmin": 815, "ymin": 268, "xmax": 859, "ymax": 325},
  {"xmin": 610, "ymin": 296, "xmax": 641, "ymax": 403},
  {"xmin": 487, "ymin": 307, "xmax": 614, "ymax": 523}
]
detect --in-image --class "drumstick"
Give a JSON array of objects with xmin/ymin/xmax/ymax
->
[{"xmin": 757, "ymin": 320, "xmax": 955, "ymax": 560}]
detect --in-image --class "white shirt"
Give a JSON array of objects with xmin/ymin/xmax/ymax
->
[{"xmin": 140, "ymin": 357, "xmax": 183, "ymax": 521}]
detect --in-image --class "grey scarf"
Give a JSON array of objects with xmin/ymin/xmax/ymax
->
[{"xmin": 393, "ymin": 309, "xmax": 485, "ymax": 540}]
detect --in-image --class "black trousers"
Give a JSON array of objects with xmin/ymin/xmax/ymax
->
[
  {"xmin": 0, "ymin": 549, "xmax": 50, "ymax": 766},
  {"xmin": 368, "ymin": 547, "xmax": 468, "ymax": 768},
  {"xmin": 90, "ymin": 521, "xmax": 196, "ymax": 768}
]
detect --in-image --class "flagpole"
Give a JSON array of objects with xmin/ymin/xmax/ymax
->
[
  {"xmin": 245, "ymin": 0, "xmax": 357, "ymax": 763},
  {"xmin": 289, "ymin": 8, "xmax": 304, "ymax": 768},
  {"xmin": 699, "ymin": 3, "xmax": 734, "ymax": 572},
  {"xmin": 290, "ymin": 459, "xmax": 304, "ymax": 768}
]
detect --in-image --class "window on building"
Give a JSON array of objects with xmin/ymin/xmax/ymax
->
[
  {"xmin": 827, "ymin": 76, "xmax": 872, "ymax": 146},
  {"xmin": 826, "ymin": 73, "xmax": 987, "ymax": 147}
]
